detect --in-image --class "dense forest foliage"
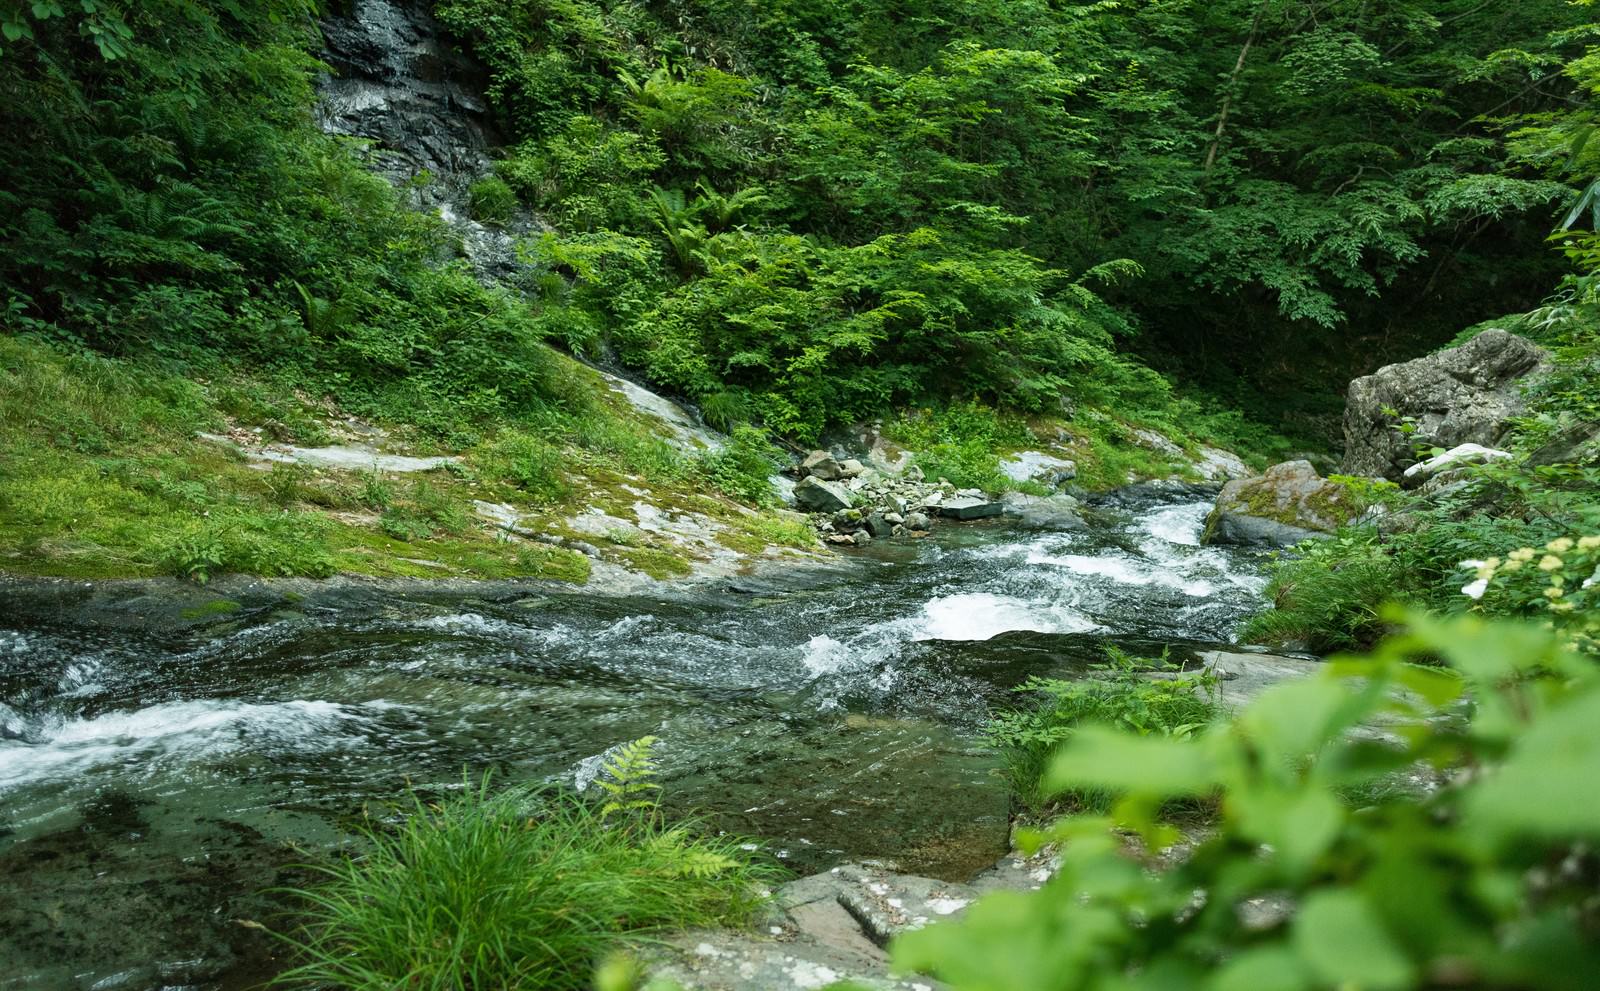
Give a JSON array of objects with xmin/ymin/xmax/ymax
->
[{"xmin": 2, "ymin": 0, "xmax": 1593, "ymax": 444}]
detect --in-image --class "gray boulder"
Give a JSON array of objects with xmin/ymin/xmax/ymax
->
[
  {"xmin": 1204, "ymin": 460, "xmax": 1357, "ymax": 548},
  {"xmin": 1193, "ymin": 446, "xmax": 1252, "ymax": 482},
  {"xmin": 937, "ymin": 496, "xmax": 1005, "ymax": 521},
  {"xmin": 800, "ymin": 450, "xmax": 844, "ymax": 480},
  {"xmin": 904, "ymin": 512, "xmax": 932, "ymax": 531},
  {"xmin": 1529, "ymin": 420, "xmax": 1600, "ymax": 468},
  {"xmin": 794, "ymin": 476, "xmax": 852, "ymax": 512},
  {"xmin": 999, "ymin": 451, "xmax": 1077, "ymax": 487},
  {"xmin": 1000, "ymin": 492, "xmax": 1086, "ymax": 529},
  {"xmin": 1343, "ymin": 329, "xmax": 1549, "ymax": 480}
]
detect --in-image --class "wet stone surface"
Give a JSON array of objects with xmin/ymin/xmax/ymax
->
[{"xmin": 1, "ymin": 495, "xmax": 1273, "ymax": 989}]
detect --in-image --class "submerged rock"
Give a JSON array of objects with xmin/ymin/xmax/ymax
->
[
  {"xmin": 1204, "ymin": 460, "xmax": 1355, "ymax": 547},
  {"xmin": 1342, "ymin": 329, "xmax": 1549, "ymax": 480}
]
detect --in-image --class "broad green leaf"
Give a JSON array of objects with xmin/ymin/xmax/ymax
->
[
  {"xmin": 1045, "ymin": 725, "xmax": 1221, "ymax": 798},
  {"xmin": 1230, "ymin": 787, "xmax": 1344, "ymax": 877},
  {"xmin": 1463, "ymin": 688, "xmax": 1600, "ymax": 842},
  {"xmin": 1293, "ymin": 890, "xmax": 1416, "ymax": 990},
  {"xmin": 1236, "ymin": 677, "xmax": 1374, "ymax": 770},
  {"xmin": 1209, "ymin": 944, "xmax": 1312, "ymax": 991}
]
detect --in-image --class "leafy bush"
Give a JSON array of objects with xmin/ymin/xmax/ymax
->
[
  {"xmin": 467, "ymin": 176, "xmax": 518, "ymax": 225},
  {"xmin": 898, "ymin": 612, "xmax": 1600, "ymax": 990},
  {"xmin": 272, "ymin": 746, "xmax": 773, "ymax": 991},
  {"xmin": 987, "ymin": 648, "xmax": 1219, "ymax": 810},
  {"xmin": 157, "ymin": 509, "xmax": 337, "ymax": 583},
  {"xmin": 1244, "ymin": 531, "xmax": 1403, "ymax": 652},
  {"xmin": 698, "ymin": 424, "xmax": 779, "ymax": 506},
  {"xmin": 474, "ymin": 430, "xmax": 571, "ymax": 504},
  {"xmin": 889, "ymin": 402, "xmax": 1034, "ymax": 491}
]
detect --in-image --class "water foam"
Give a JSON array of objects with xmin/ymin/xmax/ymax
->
[
  {"xmin": 1140, "ymin": 502, "xmax": 1209, "ymax": 546},
  {"xmin": 0, "ymin": 698, "xmax": 360, "ymax": 791},
  {"xmin": 915, "ymin": 592, "xmax": 1098, "ymax": 641}
]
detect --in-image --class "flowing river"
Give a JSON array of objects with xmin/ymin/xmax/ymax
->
[{"xmin": 0, "ymin": 493, "xmax": 1268, "ymax": 990}]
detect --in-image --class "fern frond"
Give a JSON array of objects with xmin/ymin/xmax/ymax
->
[{"xmin": 597, "ymin": 736, "xmax": 662, "ymax": 823}]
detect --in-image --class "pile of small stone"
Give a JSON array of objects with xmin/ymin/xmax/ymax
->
[{"xmin": 788, "ymin": 451, "xmax": 1002, "ymax": 546}]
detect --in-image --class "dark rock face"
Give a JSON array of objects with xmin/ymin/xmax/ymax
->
[
  {"xmin": 316, "ymin": 0, "xmax": 545, "ymax": 283},
  {"xmin": 319, "ymin": 0, "xmax": 495, "ymax": 180},
  {"xmin": 1342, "ymin": 329, "xmax": 1549, "ymax": 480},
  {"xmin": 1204, "ymin": 460, "xmax": 1353, "ymax": 548}
]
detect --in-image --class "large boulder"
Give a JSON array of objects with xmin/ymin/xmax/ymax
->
[
  {"xmin": 800, "ymin": 450, "xmax": 844, "ymax": 481},
  {"xmin": 794, "ymin": 476, "xmax": 853, "ymax": 512},
  {"xmin": 1204, "ymin": 460, "xmax": 1357, "ymax": 547},
  {"xmin": 936, "ymin": 496, "xmax": 1005, "ymax": 521},
  {"xmin": 999, "ymin": 450, "xmax": 1077, "ymax": 487},
  {"xmin": 1342, "ymin": 329, "xmax": 1549, "ymax": 480}
]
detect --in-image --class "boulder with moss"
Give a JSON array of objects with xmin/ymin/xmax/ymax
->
[{"xmin": 1204, "ymin": 460, "xmax": 1359, "ymax": 547}]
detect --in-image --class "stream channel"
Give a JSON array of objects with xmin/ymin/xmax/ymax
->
[{"xmin": 1, "ymin": 492, "xmax": 1269, "ymax": 989}]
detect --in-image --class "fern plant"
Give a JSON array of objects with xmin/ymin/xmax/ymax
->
[{"xmin": 597, "ymin": 735, "xmax": 662, "ymax": 825}]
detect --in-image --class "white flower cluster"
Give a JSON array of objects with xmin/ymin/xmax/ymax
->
[{"xmin": 1460, "ymin": 536, "xmax": 1600, "ymax": 615}]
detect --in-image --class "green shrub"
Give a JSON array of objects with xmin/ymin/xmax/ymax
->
[
  {"xmin": 698, "ymin": 424, "xmax": 779, "ymax": 506},
  {"xmin": 262, "ymin": 463, "xmax": 311, "ymax": 506},
  {"xmin": 468, "ymin": 176, "xmax": 518, "ymax": 225},
  {"xmin": 987, "ymin": 648, "xmax": 1220, "ymax": 811},
  {"xmin": 474, "ymin": 430, "xmax": 571, "ymax": 503},
  {"xmin": 272, "ymin": 744, "xmax": 773, "ymax": 991},
  {"xmin": 1244, "ymin": 531, "xmax": 1403, "ymax": 652},
  {"xmin": 889, "ymin": 402, "xmax": 1034, "ymax": 491},
  {"xmin": 156, "ymin": 509, "xmax": 337, "ymax": 583},
  {"xmin": 898, "ymin": 612, "xmax": 1600, "ymax": 991}
]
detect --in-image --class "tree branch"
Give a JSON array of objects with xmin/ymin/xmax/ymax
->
[{"xmin": 1204, "ymin": 1, "xmax": 1271, "ymax": 175}]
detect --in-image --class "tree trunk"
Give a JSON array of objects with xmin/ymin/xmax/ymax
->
[{"xmin": 1203, "ymin": 2, "xmax": 1270, "ymax": 174}]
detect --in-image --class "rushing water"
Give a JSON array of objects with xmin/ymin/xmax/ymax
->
[{"xmin": 0, "ymin": 495, "xmax": 1266, "ymax": 990}]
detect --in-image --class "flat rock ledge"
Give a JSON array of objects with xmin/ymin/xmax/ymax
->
[{"xmin": 648, "ymin": 852, "xmax": 1058, "ymax": 991}]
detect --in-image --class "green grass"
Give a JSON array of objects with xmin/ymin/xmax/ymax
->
[
  {"xmin": 271, "ymin": 776, "xmax": 775, "ymax": 991},
  {"xmin": 1242, "ymin": 540, "xmax": 1402, "ymax": 653},
  {"xmin": 986, "ymin": 648, "xmax": 1221, "ymax": 811},
  {"xmin": 0, "ymin": 336, "xmax": 816, "ymax": 584}
]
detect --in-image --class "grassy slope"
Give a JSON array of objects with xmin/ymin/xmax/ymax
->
[
  {"xmin": 0, "ymin": 331, "xmax": 1293, "ymax": 586},
  {"xmin": 0, "ymin": 335, "xmax": 820, "ymax": 584}
]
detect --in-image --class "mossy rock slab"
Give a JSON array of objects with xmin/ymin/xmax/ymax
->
[{"xmin": 1203, "ymin": 460, "xmax": 1354, "ymax": 548}]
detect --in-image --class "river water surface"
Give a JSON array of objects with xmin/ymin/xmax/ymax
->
[{"xmin": 0, "ymin": 495, "xmax": 1266, "ymax": 989}]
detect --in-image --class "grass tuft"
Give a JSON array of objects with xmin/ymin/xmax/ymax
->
[{"xmin": 271, "ymin": 773, "xmax": 774, "ymax": 991}]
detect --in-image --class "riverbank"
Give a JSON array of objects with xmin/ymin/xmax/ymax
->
[{"xmin": 0, "ymin": 334, "xmax": 1280, "ymax": 592}]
